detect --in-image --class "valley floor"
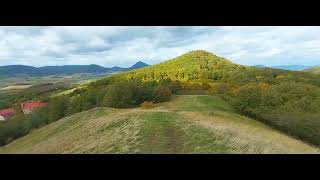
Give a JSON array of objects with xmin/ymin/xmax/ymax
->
[{"xmin": 0, "ymin": 95, "xmax": 319, "ymax": 154}]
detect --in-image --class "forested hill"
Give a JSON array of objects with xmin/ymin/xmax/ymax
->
[
  {"xmin": 90, "ymin": 50, "xmax": 320, "ymax": 88},
  {"xmin": 112, "ymin": 50, "xmax": 242, "ymax": 82}
]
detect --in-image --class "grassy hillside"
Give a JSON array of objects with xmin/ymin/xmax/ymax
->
[
  {"xmin": 304, "ymin": 66, "xmax": 320, "ymax": 74},
  {"xmin": 1, "ymin": 95, "xmax": 318, "ymax": 154}
]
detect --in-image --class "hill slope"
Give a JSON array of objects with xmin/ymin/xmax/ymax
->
[
  {"xmin": 304, "ymin": 66, "xmax": 320, "ymax": 74},
  {"xmin": 0, "ymin": 95, "xmax": 318, "ymax": 154}
]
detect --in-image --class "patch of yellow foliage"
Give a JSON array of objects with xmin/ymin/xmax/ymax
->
[
  {"xmin": 257, "ymin": 83, "xmax": 271, "ymax": 90},
  {"xmin": 140, "ymin": 101, "xmax": 155, "ymax": 109}
]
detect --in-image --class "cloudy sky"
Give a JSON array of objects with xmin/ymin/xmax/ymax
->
[{"xmin": 0, "ymin": 26, "xmax": 319, "ymax": 67}]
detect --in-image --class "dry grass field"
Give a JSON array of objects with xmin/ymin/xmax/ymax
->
[
  {"xmin": 0, "ymin": 85, "xmax": 33, "ymax": 90},
  {"xmin": 0, "ymin": 95, "xmax": 318, "ymax": 154}
]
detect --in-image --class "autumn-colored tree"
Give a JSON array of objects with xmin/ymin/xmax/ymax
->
[{"xmin": 153, "ymin": 86, "xmax": 172, "ymax": 103}]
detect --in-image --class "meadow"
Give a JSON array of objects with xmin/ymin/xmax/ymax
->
[{"xmin": 0, "ymin": 95, "xmax": 318, "ymax": 154}]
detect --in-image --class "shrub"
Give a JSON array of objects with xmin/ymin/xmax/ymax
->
[
  {"xmin": 103, "ymin": 82, "xmax": 135, "ymax": 108},
  {"xmin": 26, "ymin": 106, "xmax": 49, "ymax": 129},
  {"xmin": 153, "ymin": 86, "xmax": 172, "ymax": 103},
  {"xmin": 140, "ymin": 101, "xmax": 155, "ymax": 109},
  {"xmin": 209, "ymin": 83, "xmax": 231, "ymax": 95},
  {"xmin": 102, "ymin": 81, "xmax": 153, "ymax": 108},
  {"xmin": 168, "ymin": 80, "xmax": 182, "ymax": 94},
  {"xmin": 48, "ymin": 95, "xmax": 70, "ymax": 123}
]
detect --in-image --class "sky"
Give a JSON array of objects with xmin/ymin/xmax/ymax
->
[{"xmin": 0, "ymin": 26, "xmax": 319, "ymax": 67}]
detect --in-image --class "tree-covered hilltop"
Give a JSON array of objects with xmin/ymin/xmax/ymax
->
[
  {"xmin": 115, "ymin": 50, "xmax": 242, "ymax": 82},
  {"xmin": 90, "ymin": 50, "xmax": 320, "ymax": 88}
]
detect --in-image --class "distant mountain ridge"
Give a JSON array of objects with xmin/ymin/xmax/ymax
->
[
  {"xmin": 0, "ymin": 61, "xmax": 149, "ymax": 76},
  {"xmin": 303, "ymin": 66, "xmax": 320, "ymax": 74},
  {"xmin": 127, "ymin": 61, "xmax": 149, "ymax": 70},
  {"xmin": 253, "ymin": 64, "xmax": 266, "ymax": 68},
  {"xmin": 254, "ymin": 64, "xmax": 310, "ymax": 71},
  {"xmin": 270, "ymin": 65, "xmax": 310, "ymax": 71},
  {"xmin": 111, "ymin": 61, "xmax": 150, "ymax": 71}
]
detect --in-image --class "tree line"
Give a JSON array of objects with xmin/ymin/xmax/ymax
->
[{"xmin": 231, "ymin": 81, "xmax": 320, "ymax": 146}]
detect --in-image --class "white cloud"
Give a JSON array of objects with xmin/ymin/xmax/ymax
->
[{"xmin": 0, "ymin": 26, "xmax": 319, "ymax": 67}]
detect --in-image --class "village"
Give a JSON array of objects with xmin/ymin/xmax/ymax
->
[{"xmin": 0, "ymin": 101, "xmax": 47, "ymax": 121}]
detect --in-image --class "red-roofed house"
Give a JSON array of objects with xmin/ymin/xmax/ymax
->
[
  {"xmin": 0, "ymin": 108, "xmax": 15, "ymax": 121},
  {"xmin": 21, "ymin": 101, "xmax": 47, "ymax": 114}
]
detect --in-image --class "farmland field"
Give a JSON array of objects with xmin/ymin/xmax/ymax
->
[
  {"xmin": 0, "ymin": 85, "xmax": 33, "ymax": 91},
  {"xmin": 0, "ymin": 73, "xmax": 109, "ymax": 89}
]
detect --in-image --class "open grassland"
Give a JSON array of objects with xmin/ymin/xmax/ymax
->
[
  {"xmin": 50, "ymin": 87, "xmax": 78, "ymax": 98},
  {"xmin": 0, "ymin": 73, "xmax": 108, "ymax": 90},
  {"xmin": 0, "ymin": 85, "xmax": 33, "ymax": 90},
  {"xmin": 0, "ymin": 95, "xmax": 318, "ymax": 154}
]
